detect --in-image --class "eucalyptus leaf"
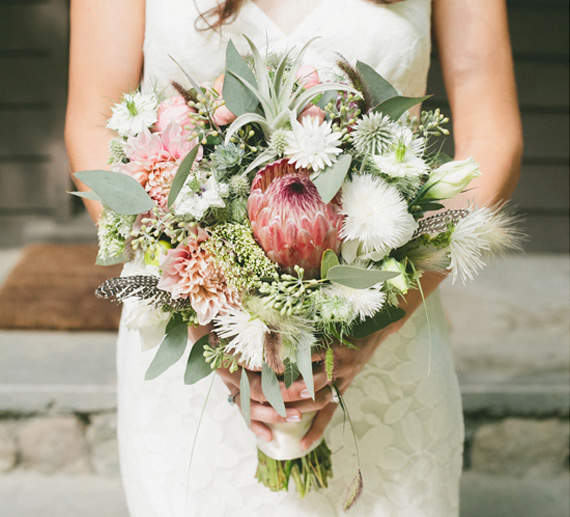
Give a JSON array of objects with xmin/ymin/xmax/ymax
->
[
  {"xmin": 348, "ymin": 306, "xmax": 406, "ymax": 339},
  {"xmin": 223, "ymin": 40, "xmax": 259, "ymax": 117},
  {"xmin": 240, "ymin": 367, "xmax": 251, "ymax": 426},
  {"xmin": 74, "ymin": 170, "xmax": 155, "ymax": 215},
  {"xmin": 316, "ymin": 90, "xmax": 337, "ymax": 110},
  {"xmin": 374, "ymin": 95, "xmax": 431, "ymax": 121},
  {"xmin": 184, "ymin": 334, "xmax": 213, "ymax": 385},
  {"xmin": 312, "ymin": 154, "xmax": 352, "ymax": 204},
  {"xmin": 167, "ymin": 145, "xmax": 200, "ymax": 207},
  {"xmin": 327, "ymin": 265, "xmax": 399, "ymax": 289},
  {"xmin": 283, "ymin": 360, "xmax": 301, "ymax": 389},
  {"xmin": 261, "ymin": 363, "xmax": 286, "ymax": 417},
  {"xmin": 356, "ymin": 61, "xmax": 398, "ymax": 105},
  {"xmin": 145, "ymin": 315, "xmax": 188, "ymax": 381},
  {"xmin": 296, "ymin": 337, "xmax": 314, "ymax": 400},
  {"xmin": 320, "ymin": 249, "xmax": 340, "ymax": 280},
  {"xmin": 68, "ymin": 190, "xmax": 103, "ymax": 203}
]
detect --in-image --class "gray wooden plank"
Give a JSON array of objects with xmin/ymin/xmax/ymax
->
[
  {"xmin": 427, "ymin": 60, "xmax": 569, "ymax": 110},
  {"xmin": 0, "ymin": 58, "xmax": 54, "ymax": 103},
  {"xmin": 0, "ymin": 163, "xmax": 51, "ymax": 210},
  {"xmin": 522, "ymin": 112, "xmax": 569, "ymax": 160},
  {"xmin": 0, "ymin": 111, "xmax": 63, "ymax": 156},
  {"xmin": 512, "ymin": 163, "xmax": 569, "ymax": 211},
  {"xmin": 508, "ymin": 5, "xmax": 569, "ymax": 58},
  {"xmin": 522, "ymin": 213, "xmax": 569, "ymax": 253}
]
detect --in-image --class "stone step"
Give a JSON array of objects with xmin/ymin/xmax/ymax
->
[{"xmin": 0, "ymin": 472, "xmax": 568, "ymax": 517}]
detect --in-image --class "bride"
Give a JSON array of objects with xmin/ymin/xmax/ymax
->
[{"xmin": 65, "ymin": 0, "xmax": 522, "ymax": 515}]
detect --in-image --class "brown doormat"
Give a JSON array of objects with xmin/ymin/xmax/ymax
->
[{"xmin": 0, "ymin": 244, "xmax": 123, "ymax": 331}]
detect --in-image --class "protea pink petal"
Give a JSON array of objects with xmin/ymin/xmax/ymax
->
[{"xmin": 247, "ymin": 159, "xmax": 343, "ymax": 278}]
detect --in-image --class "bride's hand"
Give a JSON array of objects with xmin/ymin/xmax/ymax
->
[{"xmin": 215, "ymin": 361, "xmax": 332, "ymax": 442}]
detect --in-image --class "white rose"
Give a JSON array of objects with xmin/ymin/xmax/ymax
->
[{"xmin": 424, "ymin": 157, "xmax": 481, "ymax": 200}]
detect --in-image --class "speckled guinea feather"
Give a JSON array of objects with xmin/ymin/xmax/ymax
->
[
  {"xmin": 96, "ymin": 275, "xmax": 190, "ymax": 310},
  {"xmin": 412, "ymin": 208, "xmax": 470, "ymax": 239}
]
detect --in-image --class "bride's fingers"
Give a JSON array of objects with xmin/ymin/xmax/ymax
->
[
  {"xmin": 237, "ymin": 396, "xmax": 302, "ymax": 425},
  {"xmin": 250, "ymin": 420, "xmax": 272, "ymax": 442},
  {"xmin": 283, "ymin": 385, "xmax": 334, "ymax": 413},
  {"xmin": 300, "ymin": 402, "xmax": 339, "ymax": 451}
]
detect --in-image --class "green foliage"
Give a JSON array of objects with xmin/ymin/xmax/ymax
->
[
  {"xmin": 283, "ymin": 360, "xmax": 301, "ymax": 389},
  {"xmin": 326, "ymin": 265, "xmax": 399, "ymax": 289},
  {"xmin": 320, "ymin": 249, "xmax": 340, "ymax": 280},
  {"xmin": 145, "ymin": 314, "xmax": 188, "ymax": 380},
  {"xmin": 184, "ymin": 334, "xmax": 214, "ymax": 385},
  {"xmin": 311, "ymin": 154, "xmax": 352, "ymax": 204},
  {"xmin": 347, "ymin": 306, "xmax": 406, "ymax": 339},
  {"xmin": 240, "ymin": 367, "xmax": 251, "ymax": 426},
  {"xmin": 74, "ymin": 170, "xmax": 155, "ymax": 215},
  {"xmin": 261, "ymin": 363, "xmax": 286, "ymax": 417},
  {"xmin": 224, "ymin": 40, "xmax": 259, "ymax": 117},
  {"xmin": 296, "ymin": 337, "xmax": 314, "ymax": 400},
  {"xmin": 167, "ymin": 145, "xmax": 201, "ymax": 207}
]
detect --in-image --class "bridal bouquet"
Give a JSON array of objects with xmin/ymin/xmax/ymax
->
[{"xmin": 73, "ymin": 38, "xmax": 520, "ymax": 507}]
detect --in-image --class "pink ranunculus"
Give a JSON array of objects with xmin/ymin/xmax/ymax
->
[
  {"xmin": 158, "ymin": 229, "xmax": 239, "ymax": 325},
  {"xmin": 296, "ymin": 65, "xmax": 319, "ymax": 89},
  {"xmin": 211, "ymin": 74, "xmax": 237, "ymax": 126},
  {"xmin": 298, "ymin": 103, "xmax": 326, "ymax": 124},
  {"xmin": 155, "ymin": 95, "xmax": 195, "ymax": 136}
]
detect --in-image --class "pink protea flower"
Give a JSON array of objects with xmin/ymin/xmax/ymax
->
[
  {"xmin": 154, "ymin": 95, "xmax": 195, "ymax": 137},
  {"xmin": 247, "ymin": 159, "xmax": 343, "ymax": 278},
  {"xmin": 158, "ymin": 228, "xmax": 239, "ymax": 325},
  {"xmin": 118, "ymin": 123, "xmax": 199, "ymax": 208}
]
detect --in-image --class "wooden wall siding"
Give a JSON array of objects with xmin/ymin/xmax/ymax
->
[
  {"xmin": 426, "ymin": 0, "xmax": 569, "ymax": 252},
  {"xmin": 0, "ymin": 0, "xmax": 567, "ymax": 252},
  {"xmin": 0, "ymin": 0, "xmax": 70, "ymax": 225}
]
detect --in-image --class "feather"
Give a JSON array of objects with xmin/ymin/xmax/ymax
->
[
  {"xmin": 95, "ymin": 275, "xmax": 191, "ymax": 310},
  {"xmin": 412, "ymin": 208, "xmax": 471, "ymax": 239}
]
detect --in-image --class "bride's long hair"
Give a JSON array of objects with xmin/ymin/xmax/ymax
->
[{"xmin": 196, "ymin": 0, "xmax": 406, "ymax": 31}]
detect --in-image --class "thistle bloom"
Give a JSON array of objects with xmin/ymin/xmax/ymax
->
[
  {"xmin": 285, "ymin": 117, "xmax": 342, "ymax": 171},
  {"xmin": 340, "ymin": 174, "xmax": 418, "ymax": 260},
  {"xmin": 323, "ymin": 282, "xmax": 386, "ymax": 322},
  {"xmin": 247, "ymin": 159, "xmax": 343, "ymax": 278},
  {"xmin": 157, "ymin": 229, "xmax": 239, "ymax": 325},
  {"xmin": 107, "ymin": 91, "xmax": 159, "ymax": 137}
]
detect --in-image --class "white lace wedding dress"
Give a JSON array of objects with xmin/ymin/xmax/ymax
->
[{"xmin": 117, "ymin": 0, "xmax": 464, "ymax": 515}]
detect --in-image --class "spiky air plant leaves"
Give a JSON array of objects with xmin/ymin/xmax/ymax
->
[
  {"xmin": 96, "ymin": 275, "xmax": 191, "ymax": 310},
  {"xmin": 412, "ymin": 209, "xmax": 471, "ymax": 239}
]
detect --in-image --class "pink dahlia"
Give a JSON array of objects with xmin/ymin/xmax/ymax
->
[
  {"xmin": 118, "ymin": 123, "xmax": 199, "ymax": 208},
  {"xmin": 247, "ymin": 159, "xmax": 343, "ymax": 278},
  {"xmin": 157, "ymin": 228, "xmax": 239, "ymax": 325}
]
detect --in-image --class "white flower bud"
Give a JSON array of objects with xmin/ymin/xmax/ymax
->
[{"xmin": 424, "ymin": 157, "xmax": 481, "ymax": 200}]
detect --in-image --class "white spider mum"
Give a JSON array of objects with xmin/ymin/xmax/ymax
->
[
  {"xmin": 351, "ymin": 112, "xmax": 396, "ymax": 156},
  {"xmin": 448, "ymin": 207, "xmax": 492, "ymax": 284},
  {"xmin": 107, "ymin": 91, "xmax": 159, "ymax": 137},
  {"xmin": 323, "ymin": 282, "xmax": 386, "ymax": 322},
  {"xmin": 449, "ymin": 205, "xmax": 524, "ymax": 284},
  {"xmin": 373, "ymin": 127, "xmax": 428, "ymax": 178},
  {"xmin": 340, "ymin": 174, "xmax": 418, "ymax": 258},
  {"xmin": 215, "ymin": 307, "xmax": 268, "ymax": 369},
  {"xmin": 285, "ymin": 117, "xmax": 342, "ymax": 171}
]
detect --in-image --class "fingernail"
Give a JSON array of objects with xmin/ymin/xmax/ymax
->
[
  {"xmin": 286, "ymin": 415, "xmax": 301, "ymax": 423},
  {"xmin": 300, "ymin": 389, "xmax": 311, "ymax": 399}
]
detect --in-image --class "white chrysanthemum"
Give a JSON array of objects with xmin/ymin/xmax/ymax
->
[
  {"xmin": 448, "ymin": 208, "xmax": 492, "ymax": 284},
  {"xmin": 373, "ymin": 128, "xmax": 428, "ymax": 178},
  {"xmin": 351, "ymin": 112, "xmax": 396, "ymax": 156},
  {"xmin": 215, "ymin": 307, "xmax": 268, "ymax": 369},
  {"xmin": 340, "ymin": 174, "xmax": 418, "ymax": 257},
  {"xmin": 324, "ymin": 282, "xmax": 386, "ymax": 322},
  {"xmin": 285, "ymin": 117, "xmax": 342, "ymax": 171},
  {"xmin": 107, "ymin": 91, "xmax": 159, "ymax": 137},
  {"xmin": 174, "ymin": 174, "xmax": 229, "ymax": 220}
]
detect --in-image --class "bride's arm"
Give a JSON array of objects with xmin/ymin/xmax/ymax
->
[
  {"xmin": 65, "ymin": 0, "xmax": 145, "ymax": 222},
  {"xmin": 298, "ymin": 0, "xmax": 523, "ymax": 449}
]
